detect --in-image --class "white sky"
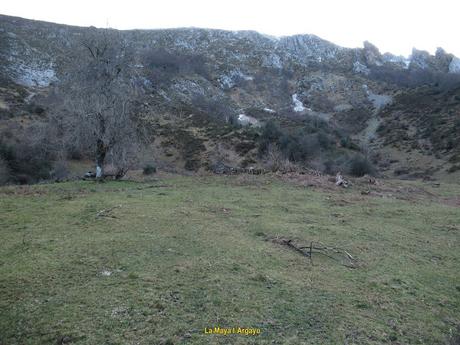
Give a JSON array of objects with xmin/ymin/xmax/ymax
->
[{"xmin": 2, "ymin": 0, "xmax": 459, "ymax": 57}]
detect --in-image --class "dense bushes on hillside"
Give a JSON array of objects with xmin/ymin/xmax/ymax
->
[
  {"xmin": 348, "ymin": 154, "xmax": 375, "ymax": 177},
  {"xmin": 143, "ymin": 49, "xmax": 211, "ymax": 85},
  {"xmin": 377, "ymin": 86, "xmax": 460, "ymax": 161},
  {"xmin": 370, "ymin": 66, "xmax": 460, "ymax": 90},
  {"xmin": 188, "ymin": 94, "xmax": 236, "ymax": 123},
  {"xmin": 143, "ymin": 163, "xmax": 157, "ymax": 175},
  {"xmin": 0, "ymin": 140, "xmax": 53, "ymax": 184},
  {"xmin": 257, "ymin": 118, "xmax": 375, "ymax": 175},
  {"xmin": 0, "ymin": 157, "xmax": 9, "ymax": 185},
  {"xmin": 259, "ymin": 118, "xmax": 337, "ymax": 163}
]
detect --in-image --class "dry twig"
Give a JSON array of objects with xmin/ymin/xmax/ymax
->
[
  {"xmin": 96, "ymin": 205, "xmax": 122, "ymax": 218},
  {"xmin": 268, "ymin": 236, "xmax": 359, "ymax": 268}
]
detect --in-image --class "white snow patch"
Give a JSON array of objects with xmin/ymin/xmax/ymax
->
[
  {"xmin": 237, "ymin": 114, "xmax": 260, "ymax": 127},
  {"xmin": 263, "ymin": 108, "xmax": 276, "ymax": 113},
  {"xmin": 101, "ymin": 269, "xmax": 112, "ymax": 276},
  {"xmin": 292, "ymin": 94, "xmax": 306, "ymax": 112}
]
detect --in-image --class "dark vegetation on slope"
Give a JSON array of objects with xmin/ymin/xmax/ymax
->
[
  {"xmin": 377, "ymin": 84, "xmax": 460, "ymax": 162},
  {"xmin": 0, "ymin": 15, "xmax": 460, "ymax": 184}
]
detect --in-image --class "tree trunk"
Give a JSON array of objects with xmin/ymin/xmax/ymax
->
[{"xmin": 96, "ymin": 139, "xmax": 107, "ymax": 179}]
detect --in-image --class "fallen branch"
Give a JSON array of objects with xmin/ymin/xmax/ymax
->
[
  {"xmin": 278, "ymin": 238, "xmax": 310, "ymax": 258},
  {"xmin": 344, "ymin": 250, "xmax": 354, "ymax": 260},
  {"xmin": 268, "ymin": 236, "xmax": 359, "ymax": 268},
  {"xmin": 96, "ymin": 205, "xmax": 122, "ymax": 218},
  {"xmin": 136, "ymin": 184, "xmax": 172, "ymax": 190}
]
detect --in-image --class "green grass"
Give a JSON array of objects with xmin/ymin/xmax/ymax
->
[{"xmin": 0, "ymin": 176, "xmax": 459, "ymax": 344}]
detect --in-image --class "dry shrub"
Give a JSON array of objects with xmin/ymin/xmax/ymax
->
[
  {"xmin": 0, "ymin": 157, "xmax": 10, "ymax": 185},
  {"xmin": 265, "ymin": 143, "xmax": 299, "ymax": 173}
]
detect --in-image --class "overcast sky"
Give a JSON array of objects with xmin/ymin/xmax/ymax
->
[{"xmin": 2, "ymin": 0, "xmax": 459, "ymax": 57}]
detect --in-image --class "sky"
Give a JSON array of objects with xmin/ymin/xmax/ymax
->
[{"xmin": 2, "ymin": 0, "xmax": 459, "ymax": 57}]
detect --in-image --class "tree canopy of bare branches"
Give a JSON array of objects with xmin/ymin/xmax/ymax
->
[{"xmin": 50, "ymin": 28, "xmax": 144, "ymax": 178}]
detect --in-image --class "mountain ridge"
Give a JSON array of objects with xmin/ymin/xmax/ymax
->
[
  {"xmin": 1, "ymin": 13, "xmax": 459, "ymax": 90},
  {"xmin": 1, "ymin": 13, "xmax": 458, "ymax": 64}
]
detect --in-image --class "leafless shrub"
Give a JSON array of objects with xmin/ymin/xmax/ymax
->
[
  {"xmin": 0, "ymin": 157, "xmax": 10, "ymax": 185},
  {"xmin": 51, "ymin": 160, "xmax": 70, "ymax": 182},
  {"xmin": 0, "ymin": 120, "xmax": 60, "ymax": 184},
  {"xmin": 188, "ymin": 94, "xmax": 234, "ymax": 122},
  {"xmin": 265, "ymin": 143, "xmax": 283, "ymax": 171},
  {"xmin": 264, "ymin": 143, "xmax": 297, "ymax": 172}
]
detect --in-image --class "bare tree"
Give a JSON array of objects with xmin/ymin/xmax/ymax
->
[{"xmin": 51, "ymin": 28, "xmax": 143, "ymax": 179}]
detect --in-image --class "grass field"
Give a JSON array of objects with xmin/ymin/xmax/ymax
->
[{"xmin": 0, "ymin": 175, "xmax": 459, "ymax": 345}]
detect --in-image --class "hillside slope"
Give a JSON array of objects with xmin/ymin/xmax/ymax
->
[{"xmin": 0, "ymin": 14, "xmax": 459, "ymax": 179}]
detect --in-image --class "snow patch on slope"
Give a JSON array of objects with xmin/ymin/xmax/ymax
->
[
  {"xmin": 237, "ymin": 114, "xmax": 260, "ymax": 127},
  {"xmin": 292, "ymin": 94, "xmax": 306, "ymax": 112}
]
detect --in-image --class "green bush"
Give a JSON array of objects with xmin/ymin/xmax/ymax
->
[
  {"xmin": 258, "ymin": 120, "xmax": 283, "ymax": 156},
  {"xmin": 447, "ymin": 165, "xmax": 460, "ymax": 173},
  {"xmin": 340, "ymin": 136, "xmax": 359, "ymax": 150},
  {"xmin": 227, "ymin": 114, "xmax": 241, "ymax": 128},
  {"xmin": 348, "ymin": 155, "xmax": 375, "ymax": 177},
  {"xmin": 280, "ymin": 133, "xmax": 320, "ymax": 162},
  {"xmin": 0, "ymin": 157, "xmax": 10, "ymax": 185},
  {"xmin": 258, "ymin": 117, "xmax": 364, "ymax": 170},
  {"xmin": 0, "ymin": 141, "xmax": 53, "ymax": 184},
  {"xmin": 51, "ymin": 160, "xmax": 70, "ymax": 181},
  {"xmin": 143, "ymin": 164, "xmax": 157, "ymax": 175}
]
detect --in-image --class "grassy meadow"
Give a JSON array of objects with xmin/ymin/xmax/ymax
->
[{"xmin": 0, "ymin": 175, "xmax": 459, "ymax": 344}]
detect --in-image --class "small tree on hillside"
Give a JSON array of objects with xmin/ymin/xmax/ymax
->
[{"xmin": 51, "ymin": 28, "xmax": 143, "ymax": 179}]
